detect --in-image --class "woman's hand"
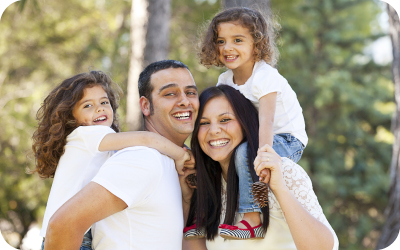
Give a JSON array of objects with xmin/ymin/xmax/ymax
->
[{"xmin": 253, "ymin": 144, "xmax": 284, "ymax": 192}]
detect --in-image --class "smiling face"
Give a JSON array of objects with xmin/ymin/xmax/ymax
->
[
  {"xmin": 197, "ymin": 96, "xmax": 244, "ymax": 168},
  {"xmin": 217, "ymin": 22, "xmax": 255, "ymax": 76},
  {"xmin": 72, "ymin": 85, "xmax": 113, "ymax": 127},
  {"xmin": 142, "ymin": 67, "xmax": 199, "ymax": 145}
]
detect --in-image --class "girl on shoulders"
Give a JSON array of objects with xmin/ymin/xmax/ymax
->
[
  {"xmin": 186, "ymin": 6, "xmax": 308, "ymax": 240},
  {"xmin": 32, "ymin": 71, "xmax": 191, "ymax": 249}
]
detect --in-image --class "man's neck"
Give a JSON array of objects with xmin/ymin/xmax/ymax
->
[{"xmin": 143, "ymin": 119, "xmax": 187, "ymax": 147}]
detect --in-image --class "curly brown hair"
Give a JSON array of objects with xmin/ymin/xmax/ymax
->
[
  {"xmin": 198, "ymin": 7, "xmax": 280, "ymax": 68},
  {"xmin": 31, "ymin": 71, "xmax": 122, "ymax": 178}
]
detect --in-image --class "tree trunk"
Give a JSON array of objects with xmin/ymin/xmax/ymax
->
[
  {"xmin": 376, "ymin": 4, "xmax": 400, "ymax": 249},
  {"xmin": 222, "ymin": 0, "xmax": 270, "ymax": 10},
  {"xmin": 126, "ymin": 0, "xmax": 171, "ymax": 131}
]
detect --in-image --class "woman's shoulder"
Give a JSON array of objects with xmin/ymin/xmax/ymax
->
[{"xmin": 280, "ymin": 157, "xmax": 312, "ymax": 188}]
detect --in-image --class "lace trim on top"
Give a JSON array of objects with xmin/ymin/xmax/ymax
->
[{"xmin": 220, "ymin": 158, "xmax": 339, "ymax": 249}]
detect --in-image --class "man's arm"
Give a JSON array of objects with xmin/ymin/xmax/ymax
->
[{"xmin": 44, "ymin": 182, "xmax": 127, "ymax": 250}]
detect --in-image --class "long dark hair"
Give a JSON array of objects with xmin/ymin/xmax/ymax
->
[
  {"xmin": 189, "ymin": 85, "xmax": 269, "ymax": 240},
  {"xmin": 31, "ymin": 71, "xmax": 122, "ymax": 178}
]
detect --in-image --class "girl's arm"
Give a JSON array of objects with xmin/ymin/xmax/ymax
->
[
  {"xmin": 257, "ymin": 92, "xmax": 277, "ymax": 181},
  {"xmin": 99, "ymin": 131, "xmax": 190, "ymax": 175},
  {"xmin": 254, "ymin": 144, "xmax": 336, "ymax": 250},
  {"xmin": 258, "ymin": 92, "xmax": 277, "ymax": 148}
]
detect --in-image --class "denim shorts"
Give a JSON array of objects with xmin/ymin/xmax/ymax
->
[
  {"xmin": 41, "ymin": 229, "xmax": 92, "ymax": 250},
  {"xmin": 235, "ymin": 134, "xmax": 305, "ymax": 213},
  {"xmin": 272, "ymin": 133, "xmax": 305, "ymax": 163}
]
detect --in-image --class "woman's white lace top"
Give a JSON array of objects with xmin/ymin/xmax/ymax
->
[{"xmin": 206, "ymin": 157, "xmax": 339, "ymax": 250}]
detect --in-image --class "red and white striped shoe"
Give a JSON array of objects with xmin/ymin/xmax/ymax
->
[
  {"xmin": 183, "ymin": 224, "xmax": 205, "ymax": 240},
  {"xmin": 219, "ymin": 220, "xmax": 265, "ymax": 240}
]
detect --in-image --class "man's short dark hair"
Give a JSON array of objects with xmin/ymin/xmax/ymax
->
[{"xmin": 138, "ymin": 60, "xmax": 189, "ymax": 115}]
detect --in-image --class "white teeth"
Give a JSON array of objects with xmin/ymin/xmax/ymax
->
[
  {"xmin": 173, "ymin": 112, "xmax": 190, "ymax": 119},
  {"xmin": 94, "ymin": 116, "xmax": 106, "ymax": 122},
  {"xmin": 210, "ymin": 139, "xmax": 229, "ymax": 147},
  {"xmin": 226, "ymin": 55, "xmax": 236, "ymax": 59}
]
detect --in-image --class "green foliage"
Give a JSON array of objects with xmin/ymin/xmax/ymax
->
[
  {"xmin": 272, "ymin": 0, "xmax": 392, "ymax": 248},
  {"xmin": 0, "ymin": 0, "xmax": 131, "ymax": 246},
  {"xmin": 170, "ymin": 0, "xmax": 223, "ymax": 92},
  {"xmin": 0, "ymin": 0, "xmax": 393, "ymax": 249}
]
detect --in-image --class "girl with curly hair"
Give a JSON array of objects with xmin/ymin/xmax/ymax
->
[
  {"xmin": 32, "ymin": 71, "xmax": 190, "ymax": 250},
  {"xmin": 186, "ymin": 7, "xmax": 308, "ymax": 240}
]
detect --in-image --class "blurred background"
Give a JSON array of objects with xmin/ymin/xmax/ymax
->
[{"xmin": 0, "ymin": 0, "xmax": 398, "ymax": 249}]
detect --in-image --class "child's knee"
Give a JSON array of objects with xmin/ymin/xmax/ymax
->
[{"xmin": 234, "ymin": 142, "xmax": 249, "ymax": 170}]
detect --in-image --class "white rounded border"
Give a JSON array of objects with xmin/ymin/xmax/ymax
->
[{"xmin": 0, "ymin": 0, "xmax": 399, "ymax": 249}]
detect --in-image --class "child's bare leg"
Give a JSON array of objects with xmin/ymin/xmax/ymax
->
[{"xmin": 235, "ymin": 212, "xmax": 261, "ymax": 228}]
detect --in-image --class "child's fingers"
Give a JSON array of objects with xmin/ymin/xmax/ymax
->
[
  {"xmin": 177, "ymin": 168, "xmax": 185, "ymax": 176},
  {"xmin": 259, "ymin": 169, "xmax": 270, "ymax": 183},
  {"xmin": 184, "ymin": 148, "xmax": 195, "ymax": 168},
  {"xmin": 176, "ymin": 162, "xmax": 185, "ymax": 176}
]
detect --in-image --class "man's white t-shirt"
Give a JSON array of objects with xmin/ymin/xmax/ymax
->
[
  {"xmin": 40, "ymin": 126, "xmax": 115, "ymax": 237},
  {"xmin": 217, "ymin": 60, "xmax": 308, "ymax": 146},
  {"xmin": 91, "ymin": 146, "xmax": 183, "ymax": 250}
]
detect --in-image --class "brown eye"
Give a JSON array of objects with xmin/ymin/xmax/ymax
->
[{"xmin": 221, "ymin": 118, "xmax": 231, "ymax": 123}]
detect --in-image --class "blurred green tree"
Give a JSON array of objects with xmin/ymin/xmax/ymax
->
[
  {"xmin": 376, "ymin": 4, "xmax": 400, "ymax": 249},
  {"xmin": 0, "ymin": 0, "xmax": 131, "ymax": 247},
  {"xmin": 126, "ymin": 0, "xmax": 172, "ymax": 131},
  {"xmin": 0, "ymin": 0, "xmax": 394, "ymax": 249},
  {"xmin": 172, "ymin": 0, "xmax": 393, "ymax": 248},
  {"xmin": 272, "ymin": 0, "xmax": 392, "ymax": 249}
]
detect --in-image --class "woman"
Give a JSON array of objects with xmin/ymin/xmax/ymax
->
[{"xmin": 183, "ymin": 85, "xmax": 339, "ymax": 250}]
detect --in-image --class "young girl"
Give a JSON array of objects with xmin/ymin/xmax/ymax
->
[
  {"xmin": 32, "ymin": 71, "xmax": 190, "ymax": 250},
  {"xmin": 184, "ymin": 7, "xmax": 308, "ymax": 240}
]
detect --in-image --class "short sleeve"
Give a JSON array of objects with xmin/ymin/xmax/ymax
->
[
  {"xmin": 251, "ymin": 65, "xmax": 285, "ymax": 100},
  {"xmin": 281, "ymin": 158, "xmax": 339, "ymax": 250},
  {"xmin": 91, "ymin": 147, "xmax": 163, "ymax": 208},
  {"xmin": 217, "ymin": 70, "xmax": 235, "ymax": 87},
  {"xmin": 71, "ymin": 126, "xmax": 115, "ymax": 155}
]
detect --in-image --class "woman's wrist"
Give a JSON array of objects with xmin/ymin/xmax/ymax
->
[{"xmin": 271, "ymin": 183, "xmax": 290, "ymax": 199}]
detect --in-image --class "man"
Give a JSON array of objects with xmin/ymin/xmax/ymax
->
[{"xmin": 44, "ymin": 60, "xmax": 199, "ymax": 250}]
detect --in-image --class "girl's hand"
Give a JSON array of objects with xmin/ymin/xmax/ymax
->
[
  {"xmin": 174, "ymin": 148, "xmax": 191, "ymax": 175},
  {"xmin": 254, "ymin": 144, "xmax": 284, "ymax": 192},
  {"xmin": 183, "ymin": 148, "xmax": 195, "ymax": 170},
  {"xmin": 179, "ymin": 168, "xmax": 197, "ymax": 204}
]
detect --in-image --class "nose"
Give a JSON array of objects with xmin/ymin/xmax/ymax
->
[
  {"xmin": 209, "ymin": 122, "xmax": 221, "ymax": 135},
  {"xmin": 178, "ymin": 92, "xmax": 190, "ymax": 107},
  {"xmin": 96, "ymin": 105, "xmax": 105, "ymax": 113},
  {"xmin": 223, "ymin": 42, "xmax": 233, "ymax": 52}
]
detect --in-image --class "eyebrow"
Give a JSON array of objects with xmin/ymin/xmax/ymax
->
[
  {"xmin": 201, "ymin": 112, "xmax": 232, "ymax": 119},
  {"xmin": 158, "ymin": 84, "xmax": 198, "ymax": 93},
  {"xmin": 218, "ymin": 34, "xmax": 247, "ymax": 38},
  {"xmin": 79, "ymin": 96, "xmax": 109, "ymax": 105}
]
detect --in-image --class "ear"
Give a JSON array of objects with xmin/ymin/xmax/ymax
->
[{"xmin": 140, "ymin": 96, "xmax": 151, "ymax": 117}]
